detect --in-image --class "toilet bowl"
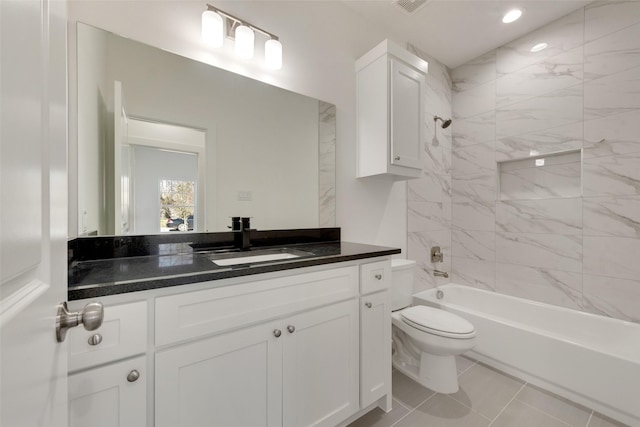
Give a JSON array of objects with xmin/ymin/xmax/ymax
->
[{"xmin": 391, "ymin": 259, "xmax": 476, "ymax": 394}]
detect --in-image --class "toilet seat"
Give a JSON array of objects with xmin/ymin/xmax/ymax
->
[{"xmin": 400, "ymin": 306, "xmax": 476, "ymax": 339}]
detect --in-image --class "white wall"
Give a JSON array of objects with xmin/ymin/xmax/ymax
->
[{"xmin": 67, "ymin": 0, "xmax": 409, "ymax": 252}]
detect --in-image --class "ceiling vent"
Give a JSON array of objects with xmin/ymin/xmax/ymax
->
[{"xmin": 394, "ymin": 0, "xmax": 431, "ymax": 15}]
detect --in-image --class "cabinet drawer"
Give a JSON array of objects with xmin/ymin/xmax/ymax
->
[
  {"xmin": 69, "ymin": 356, "xmax": 146, "ymax": 427},
  {"xmin": 68, "ymin": 301, "xmax": 147, "ymax": 372},
  {"xmin": 155, "ymin": 266, "xmax": 359, "ymax": 347},
  {"xmin": 360, "ymin": 260, "xmax": 391, "ymax": 294}
]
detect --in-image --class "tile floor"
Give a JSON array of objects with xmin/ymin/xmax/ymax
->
[{"xmin": 348, "ymin": 356, "xmax": 630, "ymax": 427}]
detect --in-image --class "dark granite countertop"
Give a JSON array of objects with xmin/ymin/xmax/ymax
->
[{"xmin": 68, "ymin": 240, "xmax": 400, "ymax": 300}]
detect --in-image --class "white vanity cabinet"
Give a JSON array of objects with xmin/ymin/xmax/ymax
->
[
  {"xmin": 154, "ymin": 265, "xmax": 360, "ymax": 427},
  {"xmin": 67, "ymin": 301, "xmax": 148, "ymax": 426},
  {"xmin": 356, "ymin": 39, "xmax": 428, "ymax": 179},
  {"xmin": 359, "ymin": 261, "xmax": 392, "ymax": 409},
  {"xmin": 68, "ymin": 257, "xmax": 393, "ymax": 427}
]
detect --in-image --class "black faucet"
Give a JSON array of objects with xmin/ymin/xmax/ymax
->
[{"xmin": 232, "ymin": 217, "xmax": 252, "ymax": 250}]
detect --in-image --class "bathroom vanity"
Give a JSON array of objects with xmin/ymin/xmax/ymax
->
[{"xmin": 66, "ymin": 229, "xmax": 398, "ymax": 427}]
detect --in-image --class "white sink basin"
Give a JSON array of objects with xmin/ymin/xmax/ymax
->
[{"xmin": 211, "ymin": 252, "xmax": 302, "ymax": 266}]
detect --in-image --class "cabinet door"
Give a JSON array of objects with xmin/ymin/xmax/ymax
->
[
  {"xmin": 390, "ymin": 59, "xmax": 423, "ymax": 170},
  {"xmin": 155, "ymin": 321, "xmax": 283, "ymax": 427},
  {"xmin": 360, "ymin": 290, "xmax": 392, "ymax": 408},
  {"xmin": 68, "ymin": 356, "xmax": 146, "ymax": 427},
  {"xmin": 283, "ymin": 299, "xmax": 359, "ymax": 427}
]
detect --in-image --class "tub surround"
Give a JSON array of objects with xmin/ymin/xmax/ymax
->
[{"xmin": 68, "ymin": 228, "xmax": 400, "ymax": 300}]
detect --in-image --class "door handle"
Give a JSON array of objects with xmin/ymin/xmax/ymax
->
[{"xmin": 56, "ymin": 301, "xmax": 104, "ymax": 342}]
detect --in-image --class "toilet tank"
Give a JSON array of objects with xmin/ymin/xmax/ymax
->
[{"xmin": 391, "ymin": 259, "xmax": 416, "ymax": 311}]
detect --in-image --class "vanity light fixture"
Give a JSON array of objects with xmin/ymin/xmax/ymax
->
[
  {"xmin": 502, "ymin": 9, "xmax": 522, "ymax": 23},
  {"xmin": 201, "ymin": 4, "xmax": 283, "ymax": 69},
  {"xmin": 530, "ymin": 42, "xmax": 548, "ymax": 52}
]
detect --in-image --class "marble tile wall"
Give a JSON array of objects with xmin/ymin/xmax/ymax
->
[
  {"xmin": 450, "ymin": 0, "xmax": 640, "ymax": 323},
  {"xmin": 318, "ymin": 101, "xmax": 336, "ymax": 227},
  {"xmin": 407, "ymin": 44, "xmax": 453, "ymax": 292}
]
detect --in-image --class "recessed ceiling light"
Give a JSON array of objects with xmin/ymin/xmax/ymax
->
[
  {"xmin": 502, "ymin": 9, "xmax": 522, "ymax": 24},
  {"xmin": 530, "ymin": 42, "xmax": 548, "ymax": 52}
]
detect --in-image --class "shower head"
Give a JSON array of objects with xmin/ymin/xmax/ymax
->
[{"xmin": 434, "ymin": 115, "xmax": 452, "ymax": 129}]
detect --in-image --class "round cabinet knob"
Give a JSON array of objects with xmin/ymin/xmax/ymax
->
[
  {"xmin": 365, "ymin": 302, "xmax": 373, "ymax": 308},
  {"xmin": 287, "ymin": 325, "xmax": 295, "ymax": 334},
  {"xmin": 88, "ymin": 334, "xmax": 103, "ymax": 346},
  {"xmin": 374, "ymin": 274, "xmax": 383, "ymax": 280},
  {"xmin": 127, "ymin": 370, "xmax": 140, "ymax": 383},
  {"xmin": 273, "ymin": 329, "xmax": 282, "ymax": 338},
  {"xmin": 394, "ymin": 155, "xmax": 401, "ymax": 161}
]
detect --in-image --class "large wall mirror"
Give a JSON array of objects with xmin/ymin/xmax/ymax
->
[{"xmin": 75, "ymin": 22, "xmax": 336, "ymax": 236}]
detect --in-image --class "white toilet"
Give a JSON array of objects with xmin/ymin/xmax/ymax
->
[{"xmin": 391, "ymin": 259, "xmax": 476, "ymax": 394}]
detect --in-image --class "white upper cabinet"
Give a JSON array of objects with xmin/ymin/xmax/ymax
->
[{"xmin": 356, "ymin": 40, "xmax": 428, "ymax": 179}]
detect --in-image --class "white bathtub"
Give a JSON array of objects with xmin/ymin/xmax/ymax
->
[{"xmin": 413, "ymin": 284, "xmax": 640, "ymax": 426}]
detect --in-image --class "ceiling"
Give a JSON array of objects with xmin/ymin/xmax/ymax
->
[{"xmin": 341, "ymin": 0, "xmax": 591, "ymax": 69}]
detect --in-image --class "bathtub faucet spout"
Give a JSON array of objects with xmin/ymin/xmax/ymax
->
[{"xmin": 434, "ymin": 269, "xmax": 449, "ymax": 278}]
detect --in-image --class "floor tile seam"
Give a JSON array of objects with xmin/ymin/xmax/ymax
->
[
  {"xmin": 392, "ymin": 397, "xmax": 414, "ymax": 412},
  {"xmin": 457, "ymin": 360, "xmax": 478, "ymax": 376},
  {"xmin": 440, "ymin": 391, "xmax": 494, "ymax": 422},
  {"xmin": 486, "ymin": 382, "xmax": 528, "ymax": 427},
  {"xmin": 389, "ymin": 393, "xmax": 437, "ymax": 427},
  {"xmin": 514, "ymin": 398, "xmax": 581, "ymax": 427},
  {"xmin": 585, "ymin": 411, "xmax": 595, "ymax": 427}
]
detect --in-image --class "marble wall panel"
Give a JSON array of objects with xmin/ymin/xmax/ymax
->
[
  {"xmin": 583, "ymin": 152, "xmax": 640, "ymax": 197},
  {"xmin": 408, "ymin": 173, "xmax": 450, "ymax": 203},
  {"xmin": 583, "ymin": 235, "xmax": 640, "ymax": 281},
  {"xmin": 584, "ymin": 65, "xmax": 640, "ymax": 120},
  {"xmin": 583, "ymin": 196, "xmax": 640, "ymax": 238},
  {"xmin": 452, "ymin": 110, "xmax": 496, "ymax": 148},
  {"xmin": 452, "ymin": 172, "xmax": 497, "ymax": 205},
  {"xmin": 496, "ymin": 46, "xmax": 583, "ymax": 108},
  {"xmin": 496, "ymin": 10, "xmax": 584, "ymax": 75},
  {"xmin": 452, "ymin": 229, "xmax": 495, "ymax": 261},
  {"xmin": 452, "ymin": 140, "xmax": 496, "ymax": 177},
  {"xmin": 496, "ymin": 85, "xmax": 583, "ymax": 138},
  {"xmin": 452, "ymin": 80, "xmax": 496, "ymax": 120},
  {"xmin": 451, "ymin": 50, "xmax": 496, "ymax": 93},
  {"xmin": 496, "ymin": 198, "xmax": 582, "ymax": 235},
  {"xmin": 584, "ymin": 0, "xmax": 640, "ymax": 43},
  {"xmin": 495, "ymin": 263, "xmax": 583, "ymax": 310},
  {"xmin": 495, "ymin": 232, "xmax": 582, "ymax": 273},
  {"xmin": 452, "ymin": 257, "xmax": 496, "ymax": 291},
  {"xmin": 499, "ymin": 162, "xmax": 581, "ymax": 200},
  {"xmin": 452, "ymin": 201, "xmax": 495, "ymax": 232},
  {"xmin": 583, "ymin": 273, "xmax": 640, "ymax": 322},
  {"xmin": 584, "ymin": 21, "xmax": 640, "ymax": 80},
  {"xmin": 583, "ymin": 109, "xmax": 640, "ymax": 159},
  {"xmin": 495, "ymin": 122, "xmax": 583, "ymax": 162},
  {"xmin": 408, "ymin": 201, "xmax": 445, "ymax": 232}
]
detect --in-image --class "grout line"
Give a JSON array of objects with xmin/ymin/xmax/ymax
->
[
  {"xmin": 392, "ymin": 398, "xmax": 413, "ymax": 412},
  {"xmin": 585, "ymin": 410, "xmax": 594, "ymax": 427},
  {"xmin": 390, "ymin": 392, "xmax": 437, "ymax": 427},
  {"xmin": 487, "ymin": 382, "xmax": 528, "ymax": 427},
  {"xmin": 457, "ymin": 359, "xmax": 477, "ymax": 377},
  {"xmin": 516, "ymin": 399, "xmax": 576, "ymax": 427}
]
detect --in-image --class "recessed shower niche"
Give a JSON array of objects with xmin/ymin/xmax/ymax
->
[{"xmin": 498, "ymin": 150, "xmax": 582, "ymax": 200}]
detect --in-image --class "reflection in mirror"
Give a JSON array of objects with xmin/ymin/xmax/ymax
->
[{"xmin": 76, "ymin": 22, "xmax": 335, "ymax": 236}]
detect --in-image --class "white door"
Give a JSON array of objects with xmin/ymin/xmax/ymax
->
[
  {"xmin": 69, "ymin": 356, "xmax": 147, "ymax": 427},
  {"xmin": 390, "ymin": 59, "xmax": 424, "ymax": 170},
  {"xmin": 155, "ymin": 320, "xmax": 283, "ymax": 427},
  {"xmin": 0, "ymin": 0, "xmax": 69, "ymax": 425},
  {"xmin": 360, "ymin": 290, "xmax": 392, "ymax": 408},
  {"xmin": 282, "ymin": 300, "xmax": 359, "ymax": 427}
]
